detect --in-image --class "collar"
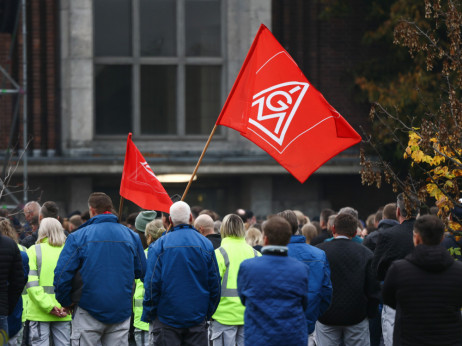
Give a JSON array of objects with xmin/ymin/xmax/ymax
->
[
  {"xmin": 290, "ymin": 234, "xmax": 307, "ymax": 243},
  {"xmin": 261, "ymin": 245, "xmax": 288, "ymax": 256},
  {"xmin": 172, "ymin": 224, "xmax": 200, "ymax": 233},
  {"xmin": 221, "ymin": 236, "xmax": 244, "ymax": 244},
  {"xmin": 334, "ymin": 235, "xmax": 350, "ymax": 240}
]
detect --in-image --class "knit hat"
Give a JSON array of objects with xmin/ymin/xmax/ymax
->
[{"xmin": 135, "ymin": 211, "xmax": 157, "ymax": 233}]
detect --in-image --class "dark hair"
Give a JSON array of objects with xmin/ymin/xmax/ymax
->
[
  {"xmin": 40, "ymin": 201, "xmax": 59, "ymax": 219},
  {"xmin": 199, "ymin": 209, "xmax": 220, "ymax": 221},
  {"xmin": 88, "ymin": 192, "xmax": 114, "ymax": 215},
  {"xmin": 397, "ymin": 193, "xmax": 420, "ymax": 218},
  {"xmin": 190, "ymin": 205, "xmax": 203, "ymax": 219},
  {"xmin": 277, "ymin": 210, "xmax": 298, "ymax": 235},
  {"xmin": 126, "ymin": 212, "xmax": 139, "ymax": 226},
  {"xmin": 383, "ymin": 203, "xmax": 397, "ymax": 220},
  {"xmin": 263, "ymin": 216, "xmax": 292, "ymax": 246},
  {"xmin": 374, "ymin": 208, "xmax": 383, "ymax": 223},
  {"xmin": 334, "ymin": 213, "xmax": 357, "ymax": 238},
  {"xmin": 81, "ymin": 210, "xmax": 90, "ymax": 222},
  {"xmin": 320, "ymin": 208, "xmax": 335, "ymax": 224},
  {"xmin": 414, "ymin": 215, "xmax": 445, "ymax": 245}
]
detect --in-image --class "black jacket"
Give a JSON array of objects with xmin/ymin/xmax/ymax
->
[
  {"xmin": 317, "ymin": 238, "xmax": 380, "ymax": 326},
  {"xmin": 311, "ymin": 228, "xmax": 331, "ymax": 246},
  {"xmin": 382, "ymin": 245, "xmax": 462, "ymax": 346},
  {"xmin": 363, "ymin": 219, "xmax": 399, "ymax": 252},
  {"xmin": 0, "ymin": 235, "xmax": 26, "ymax": 315},
  {"xmin": 372, "ymin": 219, "xmax": 415, "ymax": 281},
  {"xmin": 205, "ymin": 233, "xmax": 222, "ymax": 250}
]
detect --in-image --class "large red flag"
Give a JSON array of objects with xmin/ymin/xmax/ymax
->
[
  {"xmin": 120, "ymin": 133, "xmax": 173, "ymax": 213},
  {"xmin": 216, "ymin": 24, "xmax": 361, "ymax": 183}
]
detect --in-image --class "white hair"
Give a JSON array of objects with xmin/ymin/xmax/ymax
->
[
  {"xmin": 170, "ymin": 201, "xmax": 191, "ymax": 226},
  {"xmin": 37, "ymin": 217, "xmax": 66, "ymax": 247}
]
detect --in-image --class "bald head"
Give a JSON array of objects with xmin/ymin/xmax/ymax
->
[{"xmin": 194, "ymin": 214, "xmax": 215, "ymax": 236}]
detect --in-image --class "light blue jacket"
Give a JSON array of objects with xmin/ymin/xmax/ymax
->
[
  {"xmin": 54, "ymin": 214, "xmax": 146, "ymax": 324},
  {"xmin": 288, "ymin": 235, "xmax": 332, "ymax": 334}
]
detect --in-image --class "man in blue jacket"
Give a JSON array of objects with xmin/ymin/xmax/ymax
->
[
  {"xmin": 142, "ymin": 201, "xmax": 221, "ymax": 346},
  {"xmin": 54, "ymin": 192, "xmax": 146, "ymax": 346},
  {"xmin": 237, "ymin": 216, "xmax": 310, "ymax": 346},
  {"xmin": 278, "ymin": 210, "xmax": 332, "ymax": 345}
]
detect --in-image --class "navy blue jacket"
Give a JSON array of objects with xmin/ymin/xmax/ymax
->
[
  {"xmin": 142, "ymin": 224, "xmax": 221, "ymax": 328},
  {"xmin": 54, "ymin": 214, "xmax": 146, "ymax": 324},
  {"xmin": 237, "ymin": 247, "xmax": 310, "ymax": 346},
  {"xmin": 288, "ymin": 235, "xmax": 332, "ymax": 334}
]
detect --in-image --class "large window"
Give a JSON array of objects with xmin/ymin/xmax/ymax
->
[{"xmin": 94, "ymin": 0, "xmax": 223, "ymax": 136}]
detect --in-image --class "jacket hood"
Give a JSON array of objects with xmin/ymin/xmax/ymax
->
[
  {"xmin": 406, "ymin": 244, "xmax": 454, "ymax": 273},
  {"xmin": 378, "ymin": 219, "xmax": 399, "ymax": 229},
  {"xmin": 289, "ymin": 235, "xmax": 307, "ymax": 244}
]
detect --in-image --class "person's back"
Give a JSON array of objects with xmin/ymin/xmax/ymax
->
[
  {"xmin": 210, "ymin": 214, "xmax": 260, "ymax": 346},
  {"xmin": 54, "ymin": 192, "xmax": 146, "ymax": 346},
  {"xmin": 317, "ymin": 238, "xmax": 378, "ymax": 325},
  {"xmin": 316, "ymin": 213, "xmax": 380, "ymax": 346},
  {"xmin": 288, "ymin": 237, "xmax": 331, "ymax": 328},
  {"xmin": 0, "ymin": 234, "xmax": 24, "ymax": 340},
  {"xmin": 382, "ymin": 215, "xmax": 462, "ymax": 345},
  {"xmin": 55, "ymin": 212, "xmax": 145, "ymax": 322},
  {"xmin": 237, "ymin": 216, "xmax": 310, "ymax": 346},
  {"xmin": 278, "ymin": 209, "xmax": 332, "ymax": 335},
  {"xmin": 144, "ymin": 223, "xmax": 219, "ymax": 327}
]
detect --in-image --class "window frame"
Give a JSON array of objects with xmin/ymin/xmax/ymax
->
[{"xmin": 93, "ymin": 0, "xmax": 227, "ymax": 138}]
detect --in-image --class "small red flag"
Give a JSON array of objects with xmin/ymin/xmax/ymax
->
[
  {"xmin": 120, "ymin": 133, "xmax": 173, "ymax": 213},
  {"xmin": 216, "ymin": 24, "xmax": 361, "ymax": 183}
]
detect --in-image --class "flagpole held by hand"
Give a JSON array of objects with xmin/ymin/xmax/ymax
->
[
  {"xmin": 118, "ymin": 196, "xmax": 124, "ymax": 221},
  {"xmin": 181, "ymin": 124, "xmax": 218, "ymax": 201}
]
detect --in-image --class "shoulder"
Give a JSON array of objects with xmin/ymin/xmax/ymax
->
[{"xmin": 0, "ymin": 234, "xmax": 16, "ymax": 248}]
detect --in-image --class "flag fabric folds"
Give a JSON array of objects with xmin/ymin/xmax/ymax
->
[
  {"xmin": 120, "ymin": 133, "xmax": 173, "ymax": 213},
  {"xmin": 216, "ymin": 24, "xmax": 362, "ymax": 183}
]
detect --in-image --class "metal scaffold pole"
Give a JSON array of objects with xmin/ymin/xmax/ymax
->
[{"xmin": 22, "ymin": 0, "xmax": 28, "ymax": 203}]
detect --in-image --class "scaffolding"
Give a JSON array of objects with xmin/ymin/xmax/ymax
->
[{"xmin": 0, "ymin": 0, "xmax": 27, "ymax": 206}]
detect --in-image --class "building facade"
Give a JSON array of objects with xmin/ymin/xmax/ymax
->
[{"xmin": 0, "ymin": 0, "xmax": 395, "ymax": 220}]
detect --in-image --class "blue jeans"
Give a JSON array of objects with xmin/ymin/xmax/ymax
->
[{"xmin": 0, "ymin": 315, "xmax": 8, "ymax": 344}]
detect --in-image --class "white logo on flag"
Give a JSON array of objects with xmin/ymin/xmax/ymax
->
[
  {"xmin": 249, "ymin": 82, "xmax": 309, "ymax": 147},
  {"xmin": 140, "ymin": 161, "xmax": 157, "ymax": 178}
]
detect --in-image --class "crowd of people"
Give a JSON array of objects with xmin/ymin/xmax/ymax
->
[{"xmin": 1, "ymin": 191, "xmax": 462, "ymax": 346}]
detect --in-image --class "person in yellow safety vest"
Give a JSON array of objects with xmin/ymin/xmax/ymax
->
[
  {"xmin": 26, "ymin": 218, "xmax": 71, "ymax": 346},
  {"xmin": 210, "ymin": 214, "xmax": 261, "ymax": 346},
  {"xmin": 133, "ymin": 213, "xmax": 165, "ymax": 346}
]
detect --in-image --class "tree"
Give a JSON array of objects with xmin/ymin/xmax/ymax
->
[{"xmin": 359, "ymin": 0, "xmax": 462, "ymax": 232}]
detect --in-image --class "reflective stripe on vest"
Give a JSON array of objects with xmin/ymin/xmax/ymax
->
[
  {"xmin": 26, "ymin": 244, "xmax": 54, "ymax": 294},
  {"xmin": 134, "ymin": 299, "xmax": 143, "ymax": 308},
  {"xmin": 218, "ymin": 247, "xmax": 258, "ymax": 298}
]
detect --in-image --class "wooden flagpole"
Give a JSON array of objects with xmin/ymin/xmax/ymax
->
[
  {"xmin": 181, "ymin": 124, "xmax": 218, "ymax": 201},
  {"xmin": 118, "ymin": 196, "xmax": 124, "ymax": 220}
]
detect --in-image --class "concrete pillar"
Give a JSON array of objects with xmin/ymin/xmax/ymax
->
[
  {"xmin": 60, "ymin": 0, "xmax": 93, "ymax": 156},
  {"xmin": 68, "ymin": 177, "xmax": 92, "ymax": 214},
  {"xmin": 249, "ymin": 176, "xmax": 272, "ymax": 219}
]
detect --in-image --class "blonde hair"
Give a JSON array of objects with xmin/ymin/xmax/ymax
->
[
  {"xmin": 0, "ymin": 218, "xmax": 18, "ymax": 243},
  {"xmin": 301, "ymin": 223, "xmax": 318, "ymax": 244},
  {"xmin": 37, "ymin": 217, "xmax": 66, "ymax": 247},
  {"xmin": 145, "ymin": 219, "xmax": 165, "ymax": 245},
  {"xmin": 294, "ymin": 210, "xmax": 310, "ymax": 226},
  {"xmin": 245, "ymin": 227, "xmax": 263, "ymax": 247},
  {"xmin": 220, "ymin": 214, "xmax": 245, "ymax": 238}
]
